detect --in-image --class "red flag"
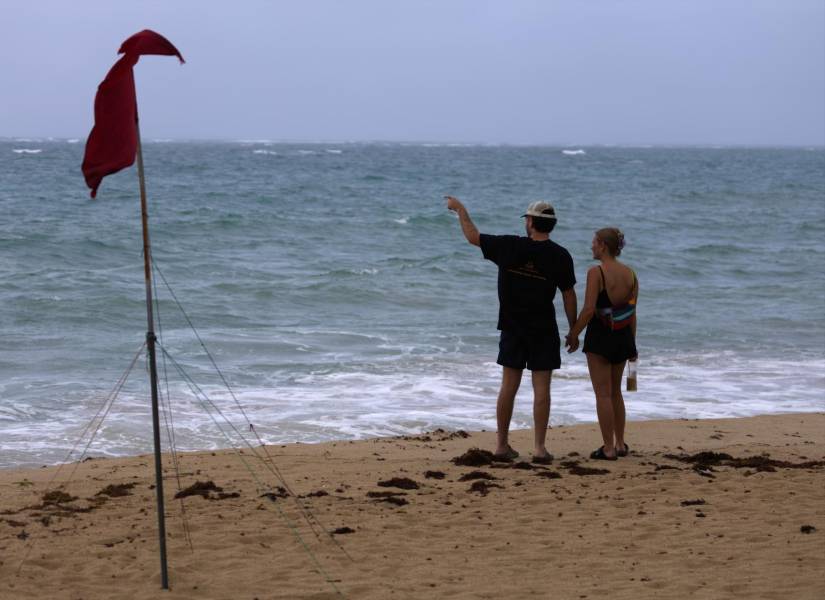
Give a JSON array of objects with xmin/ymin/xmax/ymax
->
[{"xmin": 82, "ymin": 30, "xmax": 184, "ymax": 198}]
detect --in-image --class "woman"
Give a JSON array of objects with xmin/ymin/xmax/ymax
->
[{"xmin": 567, "ymin": 228, "xmax": 638, "ymax": 460}]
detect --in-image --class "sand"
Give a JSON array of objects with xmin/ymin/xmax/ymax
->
[{"xmin": 1, "ymin": 413, "xmax": 823, "ymax": 599}]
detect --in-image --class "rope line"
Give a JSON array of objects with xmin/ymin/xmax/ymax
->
[
  {"xmin": 64, "ymin": 345, "xmax": 144, "ymax": 487},
  {"xmin": 17, "ymin": 343, "xmax": 145, "ymax": 576},
  {"xmin": 151, "ymin": 259, "xmax": 353, "ymax": 560},
  {"xmin": 158, "ymin": 344, "xmax": 344, "ymax": 598},
  {"xmin": 152, "ymin": 263, "xmax": 194, "ymax": 551}
]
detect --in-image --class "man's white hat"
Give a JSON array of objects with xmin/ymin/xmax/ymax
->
[{"xmin": 522, "ymin": 201, "xmax": 556, "ymax": 219}]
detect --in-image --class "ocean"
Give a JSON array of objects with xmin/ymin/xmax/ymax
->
[{"xmin": 1, "ymin": 139, "xmax": 824, "ymax": 467}]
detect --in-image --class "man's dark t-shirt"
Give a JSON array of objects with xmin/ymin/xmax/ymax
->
[{"xmin": 479, "ymin": 234, "xmax": 576, "ymax": 339}]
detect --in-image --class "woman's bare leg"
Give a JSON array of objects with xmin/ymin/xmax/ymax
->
[
  {"xmin": 587, "ymin": 352, "xmax": 616, "ymax": 457},
  {"xmin": 610, "ymin": 361, "xmax": 627, "ymax": 451}
]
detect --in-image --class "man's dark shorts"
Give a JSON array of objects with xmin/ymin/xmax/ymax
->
[{"xmin": 497, "ymin": 329, "xmax": 561, "ymax": 371}]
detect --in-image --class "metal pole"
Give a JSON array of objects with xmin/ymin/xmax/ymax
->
[{"xmin": 136, "ymin": 117, "xmax": 170, "ymax": 590}]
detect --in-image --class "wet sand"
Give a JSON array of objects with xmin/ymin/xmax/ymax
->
[{"xmin": 1, "ymin": 413, "xmax": 823, "ymax": 599}]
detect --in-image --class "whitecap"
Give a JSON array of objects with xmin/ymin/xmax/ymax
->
[
  {"xmin": 394, "ymin": 217, "xmax": 409, "ymax": 224},
  {"xmin": 253, "ymin": 149, "xmax": 278, "ymax": 155},
  {"xmin": 562, "ymin": 149, "xmax": 586, "ymax": 155},
  {"xmin": 298, "ymin": 150, "xmax": 316, "ymax": 155},
  {"xmin": 325, "ymin": 149, "xmax": 343, "ymax": 154},
  {"xmin": 66, "ymin": 139, "xmax": 80, "ymax": 144},
  {"xmin": 13, "ymin": 149, "xmax": 42, "ymax": 154}
]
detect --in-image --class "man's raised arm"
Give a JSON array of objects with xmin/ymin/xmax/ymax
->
[{"xmin": 445, "ymin": 195, "xmax": 481, "ymax": 247}]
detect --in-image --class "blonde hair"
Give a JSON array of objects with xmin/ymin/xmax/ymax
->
[{"xmin": 595, "ymin": 227, "xmax": 625, "ymax": 257}]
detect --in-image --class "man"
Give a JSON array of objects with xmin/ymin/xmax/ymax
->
[{"xmin": 446, "ymin": 196, "xmax": 578, "ymax": 463}]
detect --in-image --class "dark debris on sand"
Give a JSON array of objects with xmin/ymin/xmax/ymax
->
[
  {"xmin": 468, "ymin": 481, "xmax": 503, "ymax": 496},
  {"xmin": 176, "ymin": 481, "xmax": 222, "ymax": 499},
  {"xmin": 259, "ymin": 487, "xmax": 290, "ymax": 502},
  {"xmin": 560, "ymin": 461, "xmax": 610, "ymax": 476},
  {"xmin": 654, "ymin": 464, "xmax": 681, "ymax": 471},
  {"xmin": 535, "ymin": 471, "xmax": 562, "ymax": 479},
  {"xmin": 96, "ymin": 483, "xmax": 137, "ymax": 498},
  {"xmin": 380, "ymin": 496, "xmax": 408, "ymax": 506},
  {"xmin": 665, "ymin": 452, "xmax": 825, "ymax": 472},
  {"xmin": 25, "ymin": 492, "xmax": 100, "ymax": 517},
  {"xmin": 175, "ymin": 481, "xmax": 241, "ymax": 501},
  {"xmin": 367, "ymin": 491, "xmax": 409, "ymax": 506},
  {"xmin": 452, "ymin": 448, "xmax": 496, "ymax": 467},
  {"xmin": 332, "ymin": 526, "xmax": 356, "ymax": 534},
  {"xmin": 800, "ymin": 525, "xmax": 817, "ymax": 534},
  {"xmin": 367, "ymin": 491, "xmax": 406, "ymax": 498},
  {"xmin": 377, "ymin": 477, "xmax": 420, "ymax": 490},
  {"xmin": 403, "ymin": 429, "xmax": 470, "ymax": 442},
  {"xmin": 458, "ymin": 471, "xmax": 497, "ymax": 482},
  {"xmin": 41, "ymin": 491, "xmax": 78, "ymax": 506},
  {"xmin": 693, "ymin": 465, "xmax": 716, "ymax": 478},
  {"xmin": 425, "ymin": 470, "xmax": 446, "ymax": 480},
  {"xmin": 680, "ymin": 499, "xmax": 707, "ymax": 506},
  {"xmin": 435, "ymin": 429, "xmax": 471, "ymax": 441}
]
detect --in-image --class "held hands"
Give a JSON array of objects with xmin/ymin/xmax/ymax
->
[{"xmin": 565, "ymin": 332, "xmax": 579, "ymax": 353}]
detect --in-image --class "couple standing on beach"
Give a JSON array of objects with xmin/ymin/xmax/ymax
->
[{"xmin": 446, "ymin": 196, "xmax": 638, "ymax": 462}]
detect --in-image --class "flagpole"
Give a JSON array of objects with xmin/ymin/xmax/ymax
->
[{"xmin": 136, "ymin": 115, "xmax": 170, "ymax": 590}]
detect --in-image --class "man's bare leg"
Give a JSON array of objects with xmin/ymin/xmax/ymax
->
[
  {"xmin": 531, "ymin": 369, "xmax": 552, "ymax": 458},
  {"xmin": 495, "ymin": 366, "xmax": 523, "ymax": 456}
]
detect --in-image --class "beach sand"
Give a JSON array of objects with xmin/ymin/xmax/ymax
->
[{"xmin": 1, "ymin": 413, "xmax": 823, "ymax": 599}]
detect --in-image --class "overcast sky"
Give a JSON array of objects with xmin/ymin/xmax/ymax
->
[{"xmin": 2, "ymin": 0, "xmax": 823, "ymax": 145}]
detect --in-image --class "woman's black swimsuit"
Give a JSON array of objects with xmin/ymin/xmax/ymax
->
[{"xmin": 582, "ymin": 267, "xmax": 637, "ymax": 364}]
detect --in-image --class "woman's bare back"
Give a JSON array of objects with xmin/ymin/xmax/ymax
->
[{"xmin": 600, "ymin": 262, "xmax": 636, "ymax": 304}]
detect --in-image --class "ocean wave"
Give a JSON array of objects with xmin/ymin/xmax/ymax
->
[
  {"xmin": 312, "ymin": 266, "xmax": 380, "ymax": 278},
  {"xmin": 686, "ymin": 243, "xmax": 741, "ymax": 256},
  {"xmin": 13, "ymin": 149, "xmax": 42, "ymax": 154},
  {"xmin": 2, "ymin": 350, "xmax": 822, "ymax": 467},
  {"xmin": 562, "ymin": 149, "xmax": 586, "ymax": 155}
]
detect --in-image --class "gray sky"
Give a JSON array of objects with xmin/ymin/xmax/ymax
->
[{"xmin": 2, "ymin": 0, "xmax": 824, "ymax": 145}]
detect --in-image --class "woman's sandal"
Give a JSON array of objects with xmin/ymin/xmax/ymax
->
[
  {"xmin": 590, "ymin": 446, "xmax": 618, "ymax": 461},
  {"xmin": 531, "ymin": 453, "xmax": 554, "ymax": 465},
  {"xmin": 616, "ymin": 443, "xmax": 629, "ymax": 458}
]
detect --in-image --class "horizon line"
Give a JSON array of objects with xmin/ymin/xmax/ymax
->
[{"xmin": 2, "ymin": 136, "xmax": 824, "ymax": 149}]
